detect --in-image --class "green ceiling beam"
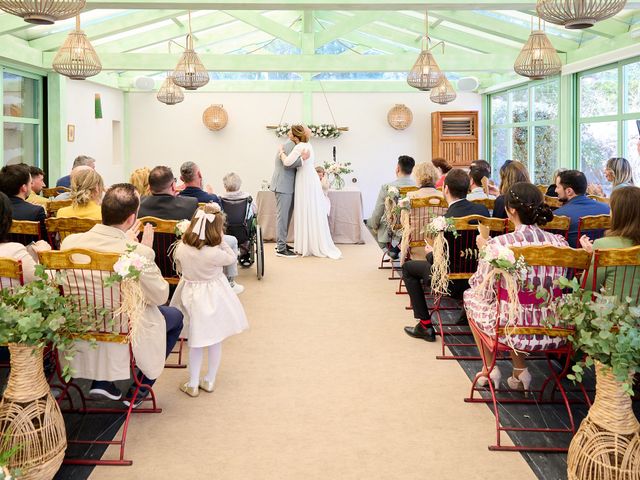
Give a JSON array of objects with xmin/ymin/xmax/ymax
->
[
  {"xmin": 97, "ymin": 11, "xmax": 234, "ymax": 52},
  {"xmin": 430, "ymin": 10, "xmax": 579, "ymax": 52},
  {"xmin": 81, "ymin": 0, "xmax": 640, "ymax": 10},
  {"xmin": 0, "ymin": 34, "xmax": 43, "ymax": 68},
  {"xmin": 566, "ymin": 30, "xmax": 640, "ymax": 64},
  {"xmin": 314, "ymin": 12, "xmax": 379, "ymax": 47},
  {"xmin": 30, "ymin": 10, "xmax": 185, "ymax": 51},
  {"xmin": 340, "ymin": 29, "xmax": 417, "ymax": 54},
  {"xmin": 0, "ymin": 14, "xmax": 34, "ymax": 35},
  {"xmin": 223, "ymin": 11, "xmax": 301, "ymax": 47},
  {"xmin": 43, "ymin": 51, "xmax": 515, "ymax": 71}
]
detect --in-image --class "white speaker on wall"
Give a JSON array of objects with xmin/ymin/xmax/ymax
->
[
  {"xmin": 133, "ymin": 76, "xmax": 156, "ymax": 91},
  {"xmin": 456, "ymin": 77, "xmax": 480, "ymax": 92}
]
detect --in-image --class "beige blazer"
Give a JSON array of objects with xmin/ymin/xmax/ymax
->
[{"xmin": 60, "ymin": 224, "xmax": 170, "ymax": 381}]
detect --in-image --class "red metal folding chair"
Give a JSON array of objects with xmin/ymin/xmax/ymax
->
[
  {"xmin": 378, "ymin": 186, "xmax": 418, "ymax": 272},
  {"xmin": 590, "ymin": 245, "xmax": 640, "ymax": 304},
  {"xmin": 0, "ymin": 257, "xmax": 24, "ymax": 368},
  {"xmin": 39, "ymin": 248, "xmax": 162, "ymax": 466},
  {"xmin": 464, "ymin": 245, "xmax": 592, "ymax": 452},
  {"xmin": 45, "ymin": 217, "xmax": 100, "ymax": 250},
  {"xmin": 8, "ymin": 220, "xmax": 42, "ymax": 246},
  {"xmin": 577, "ymin": 214, "xmax": 611, "ymax": 243}
]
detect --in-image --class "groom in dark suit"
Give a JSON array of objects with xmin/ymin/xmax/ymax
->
[{"xmin": 403, "ymin": 169, "xmax": 490, "ymax": 341}]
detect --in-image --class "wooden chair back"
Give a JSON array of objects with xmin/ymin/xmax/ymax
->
[
  {"xmin": 544, "ymin": 195, "xmax": 562, "ymax": 209},
  {"xmin": 0, "ymin": 257, "xmax": 24, "ymax": 291},
  {"xmin": 398, "ymin": 186, "xmax": 419, "ymax": 197},
  {"xmin": 406, "ymin": 195, "xmax": 448, "ymax": 249},
  {"xmin": 536, "ymin": 185, "xmax": 548, "ymax": 195},
  {"xmin": 591, "ymin": 246, "xmax": 640, "ymax": 305},
  {"xmin": 588, "ymin": 195, "xmax": 609, "ymax": 204},
  {"xmin": 577, "ymin": 214, "xmax": 611, "ymax": 243},
  {"xmin": 470, "ymin": 197, "xmax": 495, "ymax": 212},
  {"xmin": 45, "ymin": 217, "xmax": 100, "ymax": 249},
  {"xmin": 8, "ymin": 220, "xmax": 42, "ymax": 246},
  {"xmin": 47, "ymin": 200, "xmax": 73, "ymax": 218},
  {"xmin": 39, "ymin": 249, "xmax": 127, "ymax": 343},
  {"xmin": 42, "ymin": 186, "xmax": 70, "ymax": 199},
  {"xmin": 137, "ymin": 216, "xmax": 179, "ymax": 284},
  {"xmin": 448, "ymin": 215, "xmax": 506, "ymax": 280}
]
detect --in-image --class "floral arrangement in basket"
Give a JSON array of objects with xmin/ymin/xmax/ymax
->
[
  {"xmin": 323, "ymin": 160, "xmax": 353, "ymax": 190},
  {"xmin": 423, "ymin": 216, "xmax": 459, "ymax": 295},
  {"xmin": 271, "ymin": 123, "xmax": 344, "ymax": 139},
  {"xmin": 382, "ymin": 186, "xmax": 403, "ymax": 244},
  {"xmin": 103, "ymin": 245, "xmax": 155, "ymax": 346}
]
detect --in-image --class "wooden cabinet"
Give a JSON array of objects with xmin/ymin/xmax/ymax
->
[{"xmin": 431, "ymin": 111, "xmax": 478, "ymax": 167}]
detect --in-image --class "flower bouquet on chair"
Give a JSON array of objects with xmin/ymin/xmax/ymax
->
[{"xmin": 422, "ymin": 216, "xmax": 458, "ymax": 296}]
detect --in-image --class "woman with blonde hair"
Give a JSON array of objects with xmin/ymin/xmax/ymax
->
[
  {"xmin": 56, "ymin": 168, "xmax": 104, "ymax": 220},
  {"xmin": 408, "ymin": 162, "xmax": 443, "ymax": 199},
  {"xmin": 278, "ymin": 124, "xmax": 341, "ymax": 259},
  {"xmin": 130, "ymin": 167, "xmax": 151, "ymax": 197},
  {"xmin": 588, "ymin": 157, "xmax": 635, "ymax": 197},
  {"xmin": 492, "ymin": 160, "xmax": 530, "ymax": 219}
]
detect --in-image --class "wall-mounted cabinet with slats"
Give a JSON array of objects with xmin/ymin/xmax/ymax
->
[{"xmin": 431, "ymin": 111, "xmax": 478, "ymax": 167}]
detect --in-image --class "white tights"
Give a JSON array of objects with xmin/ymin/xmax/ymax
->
[{"xmin": 188, "ymin": 343, "xmax": 222, "ymax": 388}]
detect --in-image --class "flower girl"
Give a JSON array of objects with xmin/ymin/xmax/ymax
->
[{"xmin": 171, "ymin": 203, "xmax": 249, "ymax": 397}]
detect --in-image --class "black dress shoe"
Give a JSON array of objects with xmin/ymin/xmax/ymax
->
[
  {"xmin": 455, "ymin": 311, "xmax": 468, "ymax": 326},
  {"xmin": 404, "ymin": 324, "xmax": 436, "ymax": 342}
]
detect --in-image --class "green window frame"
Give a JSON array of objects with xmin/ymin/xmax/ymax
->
[
  {"xmin": 577, "ymin": 56, "xmax": 640, "ymax": 189},
  {"xmin": 1, "ymin": 66, "xmax": 44, "ymax": 167},
  {"xmin": 486, "ymin": 77, "xmax": 561, "ymax": 185}
]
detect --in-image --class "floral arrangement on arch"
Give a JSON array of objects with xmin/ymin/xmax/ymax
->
[
  {"xmin": 273, "ymin": 123, "xmax": 342, "ymax": 139},
  {"xmin": 422, "ymin": 216, "xmax": 459, "ymax": 296}
]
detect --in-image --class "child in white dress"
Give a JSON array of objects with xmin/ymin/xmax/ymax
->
[{"xmin": 170, "ymin": 203, "xmax": 249, "ymax": 397}]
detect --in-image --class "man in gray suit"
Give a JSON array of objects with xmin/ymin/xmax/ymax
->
[
  {"xmin": 270, "ymin": 134, "xmax": 309, "ymax": 257},
  {"xmin": 366, "ymin": 155, "xmax": 416, "ymax": 256}
]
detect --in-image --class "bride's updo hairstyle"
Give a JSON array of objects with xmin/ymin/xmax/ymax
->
[
  {"xmin": 505, "ymin": 182, "xmax": 554, "ymax": 226},
  {"xmin": 290, "ymin": 124, "xmax": 308, "ymax": 143},
  {"xmin": 182, "ymin": 203, "xmax": 227, "ymax": 250}
]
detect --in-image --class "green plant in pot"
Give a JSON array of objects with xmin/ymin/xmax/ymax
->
[
  {"xmin": 544, "ymin": 277, "xmax": 640, "ymax": 480},
  {"xmin": 0, "ymin": 266, "xmax": 97, "ymax": 480}
]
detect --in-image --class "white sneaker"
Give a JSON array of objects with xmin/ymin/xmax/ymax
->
[{"xmin": 230, "ymin": 282, "xmax": 245, "ymax": 294}]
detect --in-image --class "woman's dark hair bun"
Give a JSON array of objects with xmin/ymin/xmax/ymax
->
[{"xmin": 532, "ymin": 203, "xmax": 554, "ymax": 226}]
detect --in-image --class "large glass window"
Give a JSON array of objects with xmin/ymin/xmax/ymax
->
[
  {"xmin": 578, "ymin": 58, "xmax": 640, "ymax": 189},
  {"xmin": 1, "ymin": 68, "xmax": 42, "ymax": 167},
  {"xmin": 488, "ymin": 79, "xmax": 560, "ymax": 184}
]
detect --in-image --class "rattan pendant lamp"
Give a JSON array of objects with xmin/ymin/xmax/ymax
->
[
  {"xmin": 173, "ymin": 11, "xmax": 209, "ymax": 90},
  {"xmin": 536, "ymin": 0, "xmax": 627, "ymax": 29},
  {"xmin": 513, "ymin": 18, "xmax": 562, "ymax": 80},
  {"xmin": 430, "ymin": 75, "xmax": 457, "ymax": 104},
  {"xmin": 0, "ymin": 0, "xmax": 85, "ymax": 24},
  {"xmin": 157, "ymin": 42, "xmax": 185, "ymax": 105},
  {"xmin": 52, "ymin": 15, "xmax": 102, "ymax": 80},
  {"xmin": 406, "ymin": 10, "xmax": 445, "ymax": 91}
]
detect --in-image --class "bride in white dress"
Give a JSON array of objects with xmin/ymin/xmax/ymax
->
[{"xmin": 278, "ymin": 125, "xmax": 342, "ymax": 259}]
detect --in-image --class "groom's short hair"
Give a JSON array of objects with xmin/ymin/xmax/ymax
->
[{"xmin": 397, "ymin": 155, "xmax": 415, "ymax": 175}]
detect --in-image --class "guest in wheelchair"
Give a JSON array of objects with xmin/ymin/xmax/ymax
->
[{"xmin": 219, "ymin": 172, "xmax": 257, "ymax": 267}]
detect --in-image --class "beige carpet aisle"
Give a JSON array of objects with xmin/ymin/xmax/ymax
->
[{"xmin": 89, "ymin": 239, "xmax": 536, "ymax": 480}]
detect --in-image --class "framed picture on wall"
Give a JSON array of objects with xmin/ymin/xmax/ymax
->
[{"xmin": 67, "ymin": 124, "xmax": 75, "ymax": 142}]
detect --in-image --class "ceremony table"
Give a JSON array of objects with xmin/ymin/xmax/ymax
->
[{"xmin": 255, "ymin": 190, "xmax": 365, "ymax": 244}]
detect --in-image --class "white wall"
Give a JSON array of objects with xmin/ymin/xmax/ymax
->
[
  {"xmin": 64, "ymin": 80, "xmax": 124, "ymax": 187},
  {"xmin": 126, "ymin": 90, "xmax": 481, "ymax": 216}
]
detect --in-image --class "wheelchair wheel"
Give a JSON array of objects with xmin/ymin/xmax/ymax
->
[{"xmin": 255, "ymin": 224, "xmax": 264, "ymax": 280}]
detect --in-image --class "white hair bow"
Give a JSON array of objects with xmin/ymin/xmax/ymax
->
[{"xmin": 193, "ymin": 208, "xmax": 216, "ymax": 240}]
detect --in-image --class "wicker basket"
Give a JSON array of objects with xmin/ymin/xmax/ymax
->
[
  {"xmin": 202, "ymin": 105, "xmax": 228, "ymax": 131},
  {"xmin": 0, "ymin": 344, "xmax": 66, "ymax": 479},
  {"xmin": 387, "ymin": 104, "xmax": 413, "ymax": 130},
  {"xmin": 568, "ymin": 362, "xmax": 640, "ymax": 480}
]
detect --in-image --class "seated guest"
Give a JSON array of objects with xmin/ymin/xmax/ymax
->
[
  {"xmin": 403, "ymin": 169, "xmax": 490, "ymax": 341},
  {"xmin": 60, "ymin": 184, "xmax": 184, "ymax": 407},
  {"xmin": 493, "ymin": 160, "xmax": 530, "ymax": 219},
  {"xmin": 465, "ymin": 182, "xmax": 566, "ymax": 391},
  {"xmin": 219, "ymin": 172, "xmax": 257, "ymax": 216},
  {"xmin": 130, "ymin": 167, "xmax": 151, "ymax": 197},
  {"xmin": 56, "ymin": 169, "xmax": 104, "ymax": 220},
  {"xmin": 554, "ymin": 170, "xmax": 610, "ymax": 247},
  {"xmin": 178, "ymin": 161, "xmax": 221, "ymax": 206},
  {"xmin": 54, "ymin": 165, "xmax": 93, "ymax": 200},
  {"xmin": 139, "ymin": 166, "xmax": 244, "ymax": 294},
  {"xmin": 56, "ymin": 155, "xmax": 95, "ymax": 188},
  {"xmin": 407, "ymin": 162, "xmax": 442, "ymax": 199},
  {"xmin": 0, "ymin": 164, "xmax": 47, "ymax": 238},
  {"xmin": 432, "ymin": 157, "xmax": 451, "ymax": 189},
  {"xmin": 545, "ymin": 168, "xmax": 566, "ymax": 197},
  {"xmin": 366, "ymin": 155, "xmax": 416, "ymax": 255},
  {"xmin": 314, "ymin": 166, "xmax": 331, "ymax": 215},
  {"xmin": 588, "ymin": 157, "xmax": 635, "ymax": 197},
  {"xmin": 581, "ymin": 186, "xmax": 640, "ymax": 304},
  {"xmin": 471, "ymin": 159, "xmax": 491, "ymax": 173},
  {"xmin": 467, "ymin": 164, "xmax": 495, "ymax": 201},
  {"xmin": 26, "ymin": 166, "xmax": 49, "ymax": 210}
]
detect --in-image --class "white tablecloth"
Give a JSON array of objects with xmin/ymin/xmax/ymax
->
[{"xmin": 256, "ymin": 190, "xmax": 365, "ymax": 244}]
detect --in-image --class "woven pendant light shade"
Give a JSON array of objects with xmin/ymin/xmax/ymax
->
[
  {"xmin": 52, "ymin": 16, "xmax": 101, "ymax": 80},
  {"xmin": 536, "ymin": 0, "xmax": 627, "ymax": 29},
  {"xmin": 407, "ymin": 49, "xmax": 444, "ymax": 91},
  {"xmin": 0, "ymin": 0, "xmax": 85, "ymax": 25},
  {"xmin": 387, "ymin": 104, "xmax": 413, "ymax": 130},
  {"xmin": 173, "ymin": 34, "xmax": 209, "ymax": 90},
  {"xmin": 202, "ymin": 105, "xmax": 228, "ymax": 131},
  {"xmin": 157, "ymin": 74, "xmax": 184, "ymax": 105},
  {"xmin": 514, "ymin": 30, "xmax": 562, "ymax": 80},
  {"xmin": 430, "ymin": 76, "xmax": 457, "ymax": 105}
]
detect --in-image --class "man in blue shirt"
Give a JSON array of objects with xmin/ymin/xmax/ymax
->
[
  {"xmin": 554, "ymin": 170, "xmax": 610, "ymax": 247},
  {"xmin": 56, "ymin": 155, "xmax": 95, "ymax": 188},
  {"xmin": 178, "ymin": 161, "xmax": 221, "ymax": 206}
]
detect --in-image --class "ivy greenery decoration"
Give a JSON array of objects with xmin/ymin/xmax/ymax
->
[
  {"xmin": 0, "ymin": 266, "xmax": 101, "ymax": 381},
  {"xmin": 542, "ymin": 277, "xmax": 640, "ymax": 396}
]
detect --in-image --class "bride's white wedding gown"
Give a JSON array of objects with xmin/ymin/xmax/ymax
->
[{"xmin": 282, "ymin": 142, "xmax": 342, "ymax": 259}]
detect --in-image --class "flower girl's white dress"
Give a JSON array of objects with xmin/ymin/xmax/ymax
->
[{"xmin": 170, "ymin": 241, "xmax": 248, "ymax": 347}]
